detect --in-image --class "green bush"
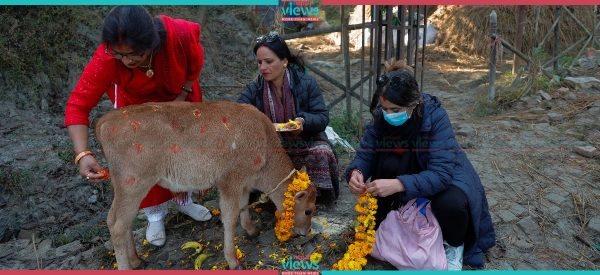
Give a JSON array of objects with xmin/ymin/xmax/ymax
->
[{"xmin": 329, "ymin": 111, "xmax": 364, "ymax": 148}]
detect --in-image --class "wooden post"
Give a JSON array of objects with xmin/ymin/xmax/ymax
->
[
  {"xmin": 374, "ymin": 6, "xmax": 383, "ymax": 80},
  {"xmin": 407, "ymin": 6, "xmax": 414, "ymax": 66},
  {"xmin": 553, "ymin": 6, "xmax": 561, "ymax": 72},
  {"xmin": 513, "ymin": 6, "xmax": 526, "ymax": 74},
  {"xmin": 420, "ymin": 5, "xmax": 428, "ymax": 91},
  {"xmin": 488, "ymin": 10, "xmax": 497, "ymax": 103},
  {"xmin": 385, "ymin": 5, "xmax": 393, "ymax": 60},
  {"xmin": 359, "ymin": 4, "xmax": 366, "ymax": 133},
  {"xmin": 341, "ymin": 6, "xmax": 352, "ymax": 122},
  {"xmin": 396, "ymin": 5, "xmax": 404, "ymax": 60}
]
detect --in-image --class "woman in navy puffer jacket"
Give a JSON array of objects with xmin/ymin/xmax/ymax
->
[{"xmin": 346, "ymin": 59, "xmax": 495, "ymax": 270}]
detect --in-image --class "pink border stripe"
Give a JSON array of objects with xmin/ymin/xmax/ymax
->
[
  {"xmin": 0, "ymin": 271, "xmax": 278, "ymax": 275},
  {"xmin": 321, "ymin": 1, "xmax": 600, "ymax": 5}
]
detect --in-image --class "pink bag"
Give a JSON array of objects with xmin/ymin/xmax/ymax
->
[{"xmin": 371, "ymin": 198, "xmax": 448, "ymax": 270}]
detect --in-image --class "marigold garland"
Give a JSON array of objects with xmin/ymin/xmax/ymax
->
[
  {"xmin": 332, "ymin": 192, "xmax": 378, "ymax": 271},
  {"xmin": 274, "ymin": 171, "xmax": 311, "ymax": 242}
]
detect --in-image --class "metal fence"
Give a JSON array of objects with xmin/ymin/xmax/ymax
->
[{"xmin": 279, "ymin": 5, "xmax": 429, "ymax": 122}]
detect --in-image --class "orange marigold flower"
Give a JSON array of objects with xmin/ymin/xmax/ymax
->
[{"xmin": 211, "ymin": 209, "xmax": 221, "ymax": 216}]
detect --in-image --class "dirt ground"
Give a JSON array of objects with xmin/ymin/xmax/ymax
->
[{"xmin": 1, "ymin": 6, "xmax": 599, "ymax": 270}]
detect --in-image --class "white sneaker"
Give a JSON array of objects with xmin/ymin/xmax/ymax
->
[
  {"xmin": 444, "ymin": 241, "xmax": 464, "ymax": 271},
  {"xmin": 146, "ymin": 220, "xmax": 166, "ymax": 246},
  {"xmin": 178, "ymin": 203, "xmax": 212, "ymax": 222}
]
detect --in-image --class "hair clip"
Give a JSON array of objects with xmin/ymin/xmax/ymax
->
[{"xmin": 376, "ymin": 74, "xmax": 389, "ymax": 87}]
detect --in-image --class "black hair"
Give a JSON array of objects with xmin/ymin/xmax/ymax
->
[
  {"xmin": 370, "ymin": 59, "xmax": 422, "ymax": 115},
  {"xmin": 253, "ymin": 32, "xmax": 305, "ymax": 72},
  {"xmin": 102, "ymin": 6, "xmax": 164, "ymax": 53}
]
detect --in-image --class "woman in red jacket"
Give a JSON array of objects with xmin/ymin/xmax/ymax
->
[{"xmin": 64, "ymin": 6, "xmax": 211, "ymax": 247}]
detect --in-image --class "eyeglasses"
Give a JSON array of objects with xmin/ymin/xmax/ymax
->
[
  {"xmin": 255, "ymin": 31, "xmax": 283, "ymax": 44},
  {"xmin": 104, "ymin": 46, "xmax": 146, "ymax": 61}
]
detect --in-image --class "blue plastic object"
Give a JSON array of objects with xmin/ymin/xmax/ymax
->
[{"xmin": 415, "ymin": 197, "xmax": 430, "ymax": 216}]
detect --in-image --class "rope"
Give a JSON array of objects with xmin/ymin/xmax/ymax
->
[{"xmin": 240, "ymin": 168, "xmax": 297, "ymax": 212}]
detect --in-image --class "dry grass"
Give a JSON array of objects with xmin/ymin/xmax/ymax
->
[{"xmin": 430, "ymin": 6, "xmax": 597, "ymax": 58}]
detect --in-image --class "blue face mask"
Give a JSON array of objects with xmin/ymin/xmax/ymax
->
[{"xmin": 383, "ymin": 110, "xmax": 410, "ymax": 126}]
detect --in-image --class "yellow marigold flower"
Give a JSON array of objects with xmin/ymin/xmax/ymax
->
[
  {"xmin": 211, "ymin": 265, "xmax": 219, "ymax": 270},
  {"xmin": 358, "ymin": 196, "xmax": 367, "ymax": 204},
  {"xmin": 367, "ymin": 235, "xmax": 375, "ymax": 244},
  {"xmin": 310, "ymin": 252, "xmax": 323, "ymax": 263},
  {"xmin": 358, "ymin": 257, "xmax": 367, "ymax": 266},
  {"xmin": 143, "ymin": 239, "xmax": 149, "ymax": 246},
  {"xmin": 297, "ymin": 171, "xmax": 310, "ymax": 181},
  {"xmin": 235, "ymin": 246, "xmax": 244, "ymax": 259},
  {"xmin": 355, "ymin": 205, "xmax": 368, "ymax": 214}
]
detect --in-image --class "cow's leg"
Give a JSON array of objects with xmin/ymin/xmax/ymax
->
[
  {"xmin": 239, "ymin": 189, "xmax": 258, "ymax": 238},
  {"xmin": 107, "ymin": 177, "xmax": 149, "ymax": 270},
  {"xmin": 218, "ymin": 190, "xmax": 243, "ymax": 269}
]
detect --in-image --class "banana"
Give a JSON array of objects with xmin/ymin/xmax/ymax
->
[
  {"xmin": 194, "ymin": 253, "xmax": 212, "ymax": 270},
  {"xmin": 181, "ymin": 241, "xmax": 204, "ymax": 255}
]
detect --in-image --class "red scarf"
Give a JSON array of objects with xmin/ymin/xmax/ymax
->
[{"xmin": 263, "ymin": 69, "xmax": 296, "ymax": 123}]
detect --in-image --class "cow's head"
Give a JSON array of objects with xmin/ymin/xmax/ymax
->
[{"xmin": 292, "ymin": 183, "xmax": 317, "ymax": 236}]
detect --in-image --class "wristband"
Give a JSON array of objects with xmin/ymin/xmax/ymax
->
[
  {"xmin": 181, "ymin": 86, "xmax": 193, "ymax": 93},
  {"xmin": 74, "ymin": 150, "xmax": 95, "ymax": 165}
]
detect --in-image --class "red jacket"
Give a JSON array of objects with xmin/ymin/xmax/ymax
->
[
  {"xmin": 65, "ymin": 15, "xmax": 204, "ymax": 209},
  {"xmin": 65, "ymin": 15, "xmax": 204, "ymax": 126}
]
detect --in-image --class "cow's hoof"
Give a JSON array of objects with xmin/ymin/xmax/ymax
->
[
  {"xmin": 132, "ymin": 259, "xmax": 148, "ymax": 270},
  {"xmin": 245, "ymin": 231, "xmax": 260, "ymax": 240}
]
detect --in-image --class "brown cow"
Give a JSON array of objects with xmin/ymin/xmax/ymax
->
[{"xmin": 95, "ymin": 101, "xmax": 317, "ymax": 270}]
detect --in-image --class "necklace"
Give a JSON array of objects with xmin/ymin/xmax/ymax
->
[{"xmin": 139, "ymin": 53, "xmax": 154, "ymax": 78}]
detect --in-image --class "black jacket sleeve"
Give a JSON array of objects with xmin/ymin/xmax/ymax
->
[{"xmin": 297, "ymin": 75, "xmax": 328, "ymax": 133}]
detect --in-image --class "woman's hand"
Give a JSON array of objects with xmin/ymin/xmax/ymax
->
[
  {"xmin": 78, "ymin": 155, "xmax": 106, "ymax": 183},
  {"xmin": 175, "ymin": 81, "xmax": 194, "ymax": 101},
  {"xmin": 348, "ymin": 169, "xmax": 366, "ymax": 195},
  {"xmin": 366, "ymin": 179, "xmax": 405, "ymax": 197},
  {"xmin": 174, "ymin": 92, "xmax": 188, "ymax": 101}
]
